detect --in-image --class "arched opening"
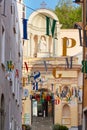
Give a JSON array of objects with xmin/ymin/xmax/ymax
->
[
  {"xmin": 62, "ymin": 104, "xmax": 71, "ymax": 128},
  {"xmin": 31, "ymin": 88, "xmax": 54, "ymax": 117},
  {"xmin": 0, "ymin": 94, "xmax": 5, "ymax": 130},
  {"xmin": 31, "ymin": 88, "xmax": 54, "ymax": 124}
]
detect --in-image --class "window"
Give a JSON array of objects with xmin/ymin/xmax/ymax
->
[
  {"xmin": 11, "ymin": 3, "xmax": 16, "ymax": 33},
  {"xmin": 11, "ymin": 3, "xmax": 15, "ymax": 15},
  {"xmin": 11, "ymin": 71, "xmax": 15, "ymax": 95},
  {"xmin": 1, "ymin": 24, "xmax": 5, "ymax": 67}
]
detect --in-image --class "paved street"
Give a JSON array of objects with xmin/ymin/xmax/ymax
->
[{"xmin": 32, "ymin": 117, "xmax": 53, "ymax": 130}]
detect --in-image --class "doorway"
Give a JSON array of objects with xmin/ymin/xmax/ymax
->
[
  {"xmin": 84, "ymin": 110, "xmax": 87, "ymax": 130},
  {"xmin": 32, "ymin": 99, "xmax": 54, "ymax": 118},
  {"xmin": 0, "ymin": 94, "xmax": 5, "ymax": 130}
]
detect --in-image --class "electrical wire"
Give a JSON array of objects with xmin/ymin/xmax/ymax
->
[
  {"xmin": 14, "ymin": 0, "xmax": 59, "ymax": 32},
  {"xmin": 15, "ymin": 0, "xmax": 58, "ymax": 21}
]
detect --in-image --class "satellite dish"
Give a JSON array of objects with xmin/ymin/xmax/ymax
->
[
  {"xmin": 23, "ymin": 89, "xmax": 29, "ymax": 97},
  {"xmin": 0, "ymin": 0, "xmax": 3, "ymax": 3}
]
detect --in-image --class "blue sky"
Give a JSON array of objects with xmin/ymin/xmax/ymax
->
[
  {"xmin": 23, "ymin": 0, "xmax": 77, "ymax": 18},
  {"xmin": 24, "ymin": 0, "xmax": 59, "ymax": 18}
]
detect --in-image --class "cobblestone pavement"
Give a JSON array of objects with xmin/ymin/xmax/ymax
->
[{"xmin": 31, "ymin": 117, "xmax": 53, "ymax": 130}]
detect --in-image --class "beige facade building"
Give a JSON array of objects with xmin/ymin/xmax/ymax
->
[
  {"xmin": 22, "ymin": 8, "xmax": 83, "ymax": 130},
  {"xmin": 0, "ymin": 0, "xmax": 24, "ymax": 130}
]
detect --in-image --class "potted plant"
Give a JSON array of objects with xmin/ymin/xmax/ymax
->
[
  {"xmin": 22, "ymin": 124, "xmax": 31, "ymax": 130},
  {"xmin": 26, "ymin": 125, "xmax": 31, "ymax": 130},
  {"xmin": 52, "ymin": 123, "xmax": 68, "ymax": 130}
]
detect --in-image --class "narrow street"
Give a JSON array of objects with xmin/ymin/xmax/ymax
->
[
  {"xmin": 0, "ymin": 0, "xmax": 85, "ymax": 129},
  {"xmin": 32, "ymin": 117, "xmax": 53, "ymax": 130}
]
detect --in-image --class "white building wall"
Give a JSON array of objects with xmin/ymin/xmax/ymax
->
[{"xmin": 0, "ymin": 0, "xmax": 23, "ymax": 130}]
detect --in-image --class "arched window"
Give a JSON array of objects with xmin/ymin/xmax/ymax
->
[
  {"xmin": 62, "ymin": 104, "xmax": 71, "ymax": 127},
  {"xmin": 62, "ymin": 104, "xmax": 70, "ymax": 117}
]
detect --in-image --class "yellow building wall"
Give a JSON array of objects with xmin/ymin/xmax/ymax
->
[{"xmin": 54, "ymin": 100, "xmax": 78, "ymax": 128}]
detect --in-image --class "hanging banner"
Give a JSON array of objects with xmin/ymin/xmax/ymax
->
[
  {"xmin": 46, "ymin": 16, "xmax": 56, "ymax": 37},
  {"xmin": 23, "ymin": 19, "xmax": 28, "ymax": 39},
  {"xmin": 44, "ymin": 61, "xmax": 47, "ymax": 71},
  {"xmin": 6, "ymin": 61, "xmax": 14, "ymax": 72},
  {"xmin": 35, "ymin": 82, "xmax": 38, "ymax": 90},
  {"xmin": 33, "ymin": 71, "xmax": 40, "ymax": 80},
  {"xmin": 82, "ymin": 60, "xmax": 87, "ymax": 73},
  {"xmin": 55, "ymin": 98, "xmax": 60, "ymax": 105},
  {"xmin": 23, "ymin": 89, "xmax": 29, "ymax": 97},
  {"xmin": 22, "ymin": 77, "xmax": 26, "ymax": 87},
  {"xmin": 32, "ymin": 82, "xmax": 38, "ymax": 90},
  {"xmin": 24, "ymin": 62, "xmax": 28, "ymax": 72},
  {"xmin": 65, "ymin": 57, "xmax": 73, "ymax": 69},
  {"xmin": 51, "ymin": 83, "xmax": 54, "ymax": 91},
  {"xmin": 27, "ymin": 75, "xmax": 30, "ymax": 83},
  {"xmin": 15, "ymin": 69, "xmax": 19, "ymax": 78}
]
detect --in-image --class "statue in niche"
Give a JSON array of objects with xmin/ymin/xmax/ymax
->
[{"xmin": 38, "ymin": 36, "xmax": 47, "ymax": 52}]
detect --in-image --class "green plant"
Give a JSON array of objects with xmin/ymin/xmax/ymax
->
[
  {"xmin": 52, "ymin": 123, "xmax": 68, "ymax": 130},
  {"xmin": 22, "ymin": 124, "xmax": 31, "ymax": 130},
  {"xmin": 26, "ymin": 125, "xmax": 31, "ymax": 130}
]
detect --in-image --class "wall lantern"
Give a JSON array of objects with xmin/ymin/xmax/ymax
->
[
  {"xmin": 74, "ymin": 22, "xmax": 83, "ymax": 46},
  {"xmin": 74, "ymin": 22, "xmax": 87, "ymax": 47}
]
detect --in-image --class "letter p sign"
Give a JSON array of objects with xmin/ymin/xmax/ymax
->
[{"xmin": 62, "ymin": 37, "xmax": 76, "ymax": 56}]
